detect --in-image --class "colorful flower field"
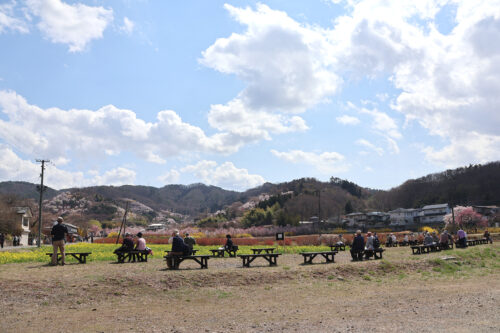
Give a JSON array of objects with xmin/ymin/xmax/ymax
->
[{"xmin": 0, "ymin": 243, "xmax": 336, "ymax": 265}]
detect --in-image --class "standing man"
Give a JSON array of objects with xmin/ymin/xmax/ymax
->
[
  {"xmin": 350, "ymin": 230, "xmax": 365, "ymax": 261},
  {"xmin": 51, "ymin": 217, "xmax": 68, "ymax": 266},
  {"xmin": 0, "ymin": 233, "xmax": 4, "ymax": 248}
]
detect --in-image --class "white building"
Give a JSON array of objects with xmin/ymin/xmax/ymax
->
[
  {"xmin": 417, "ymin": 204, "xmax": 450, "ymax": 225},
  {"xmin": 15, "ymin": 207, "xmax": 33, "ymax": 246},
  {"xmin": 389, "ymin": 208, "xmax": 420, "ymax": 225}
]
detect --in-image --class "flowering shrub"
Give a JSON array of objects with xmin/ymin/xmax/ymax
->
[{"xmin": 444, "ymin": 206, "xmax": 487, "ymax": 233}]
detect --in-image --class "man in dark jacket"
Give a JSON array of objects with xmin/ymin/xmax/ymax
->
[
  {"xmin": 51, "ymin": 217, "xmax": 69, "ymax": 265},
  {"xmin": 350, "ymin": 230, "xmax": 365, "ymax": 261},
  {"xmin": 114, "ymin": 233, "xmax": 134, "ymax": 253},
  {"xmin": 167, "ymin": 230, "xmax": 191, "ymax": 268}
]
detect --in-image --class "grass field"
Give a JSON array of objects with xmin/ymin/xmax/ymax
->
[{"xmin": 0, "ymin": 243, "xmax": 498, "ymax": 332}]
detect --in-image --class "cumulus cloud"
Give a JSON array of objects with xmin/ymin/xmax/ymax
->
[
  {"xmin": 181, "ymin": 160, "xmax": 265, "ymax": 191},
  {"xmin": 26, "ymin": 0, "xmax": 113, "ymax": 52},
  {"xmin": 0, "ymin": 1, "xmax": 29, "ymax": 34},
  {"xmin": 201, "ymin": 3, "xmax": 341, "ymax": 143},
  {"xmin": 336, "ymin": 115, "xmax": 360, "ymax": 125},
  {"xmin": 0, "ymin": 144, "xmax": 135, "ymax": 189},
  {"xmin": 0, "ymin": 90, "xmax": 240, "ymax": 165},
  {"xmin": 329, "ymin": 0, "xmax": 500, "ymax": 166},
  {"xmin": 271, "ymin": 149, "xmax": 348, "ymax": 174}
]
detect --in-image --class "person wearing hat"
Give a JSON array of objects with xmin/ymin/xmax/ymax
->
[{"xmin": 51, "ymin": 217, "xmax": 69, "ymax": 266}]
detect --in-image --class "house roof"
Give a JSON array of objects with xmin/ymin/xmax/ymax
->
[{"xmin": 422, "ymin": 203, "xmax": 448, "ymax": 210}]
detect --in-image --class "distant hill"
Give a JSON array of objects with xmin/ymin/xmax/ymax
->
[
  {"xmin": 372, "ymin": 161, "xmax": 500, "ymax": 210},
  {"xmin": 0, "ymin": 181, "xmax": 58, "ymax": 201},
  {"xmin": 1, "ymin": 161, "xmax": 499, "ymax": 225}
]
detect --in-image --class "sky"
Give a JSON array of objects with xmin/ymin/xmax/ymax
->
[{"xmin": 0, "ymin": 0, "xmax": 499, "ymax": 192}]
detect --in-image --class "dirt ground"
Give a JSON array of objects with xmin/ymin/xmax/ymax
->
[{"xmin": 0, "ymin": 245, "xmax": 499, "ymax": 332}]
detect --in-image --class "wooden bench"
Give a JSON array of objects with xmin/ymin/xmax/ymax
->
[
  {"xmin": 164, "ymin": 254, "xmax": 210, "ymax": 269},
  {"xmin": 115, "ymin": 250, "xmax": 149, "ymax": 263},
  {"xmin": 46, "ymin": 252, "xmax": 91, "ymax": 264},
  {"xmin": 330, "ymin": 244, "xmax": 346, "ymax": 251},
  {"xmin": 363, "ymin": 248, "xmax": 384, "ymax": 260},
  {"xmin": 251, "ymin": 248, "xmax": 276, "ymax": 254},
  {"xmin": 210, "ymin": 247, "xmax": 238, "ymax": 257},
  {"xmin": 165, "ymin": 249, "xmax": 198, "ymax": 256},
  {"xmin": 238, "ymin": 253, "xmax": 281, "ymax": 267},
  {"xmin": 301, "ymin": 251, "xmax": 337, "ymax": 264},
  {"xmin": 411, "ymin": 244, "xmax": 446, "ymax": 254}
]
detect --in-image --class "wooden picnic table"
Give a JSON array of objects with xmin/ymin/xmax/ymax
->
[
  {"xmin": 238, "ymin": 253, "xmax": 281, "ymax": 267},
  {"xmin": 301, "ymin": 251, "xmax": 337, "ymax": 264},
  {"xmin": 210, "ymin": 246, "xmax": 238, "ymax": 257},
  {"xmin": 251, "ymin": 247, "xmax": 276, "ymax": 254},
  {"xmin": 330, "ymin": 244, "xmax": 346, "ymax": 251},
  {"xmin": 46, "ymin": 252, "xmax": 91, "ymax": 264},
  {"xmin": 164, "ymin": 254, "xmax": 210, "ymax": 269},
  {"xmin": 165, "ymin": 249, "xmax": 198, "ymax": 255},
  {"xmin": 115, "ymin": 250, "xmax": 149, "ymax": 263}
]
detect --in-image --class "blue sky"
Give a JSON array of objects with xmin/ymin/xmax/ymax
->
[{"xmin": 0, "ymin": 0, "xmax": 499, "ymax": 191}]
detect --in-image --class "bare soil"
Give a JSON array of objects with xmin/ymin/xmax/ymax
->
[{"xmin": 0, "ymin": 245, "xmax": 499, "ymax": 332}]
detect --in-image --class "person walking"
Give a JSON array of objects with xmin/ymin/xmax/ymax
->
[{"xmin": 51, "ymin": 217, "xmax": 68, "ymax": 266}]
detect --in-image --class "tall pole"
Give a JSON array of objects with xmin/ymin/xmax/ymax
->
[{"xmin": 36, "ymin": 159, "xmax": 49, "ymax": 247}]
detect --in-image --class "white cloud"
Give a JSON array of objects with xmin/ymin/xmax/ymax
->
[
  {"xmin": 336, "ymin": 115, "xmax": 360, "ymax": 125},
  {"xmin": 271, "ymin": 149, "xmax": 348, "ymax": 174},
  {"xmin": 120, "ymin": 17, "xmax": 134, "ymax": 34},
  {"xmin": 27, "ymin": 0, "xmax": 113, "ymax": 52},
  {"xmin": 200, "ymin": 3, "xmax": 341, "ymax": 143},
  {"xmin": 0, "ymin": 1, "xmax": 29, "ymax": 34},
  {"xmin": 181, "ymin": 160, "xmax": 265, "ymax": 191},
  {"xmin": 356, "ymin": 139, "xmax": 384, "ymax": 156},
  {"xmin": 329, "ymin": 0, "xmax": 500, "ymax": 166},
  {"xmin": 157, "ymin": 169, "xmax": 180, "ymax": 185},
  {"xmin": 0, "ymin": 90, "xmax": 241, "ymax": 165},
  {"xmin": 0, "ymin": 144, "xmax": 135, "ymax": 189}
]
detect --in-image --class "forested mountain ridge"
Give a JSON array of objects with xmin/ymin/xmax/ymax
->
[{"xmin": 0, "ymin": 162, "xmax": 499, "ymax": 225}]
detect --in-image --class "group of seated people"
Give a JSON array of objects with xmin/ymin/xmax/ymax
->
[
  {"xmin": 113, "ymin": 232, "xmax": 149, "ymax": 261},
  {"xmin": 350, "ymin": 230, "xmax": 381, "ymax": 261}
]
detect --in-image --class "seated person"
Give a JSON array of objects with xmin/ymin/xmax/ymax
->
[
  {"xmin": 350, "ymin": 230, "xmax": 365, "ymax": 261},
  {"xmin": 336, "ymin": 234, "xmax": 344, "ymax": 245},
  {"xmin": 166, "ymin": 230, "xmax": 191, "ymax": 268},
  {"xmin": 135, "ymin": 232, "xmax": 146, "ymax": 251},
  {"xmin": 484, "ymin": 230, "xmax": 492, "ymax": 244},
  {"xmin": 364, "ymin": 232, "xmax": 374, "ymax": 259},
  {"xmin": 439, "ymin": 230, "xmax": 449, "ymax": 247},
  {"xmin": 184, "ymin": 232, "xmax": 196, "ymax": 251},
  {"xmin": 224, "ymin": 234, "xmax": 238, "ymax": 252},
  {"xmin": 391, "ymin": 233, "xmax": 397, "ymax": 245},
  {"xmin": 423, "ymin": 232, "xmax": 435, "ymax": 246},
  {"xmin": 457, "ymin": 229, "xmax": 467, "ymax": 248},
  {"xmin": 403, "ymin": 234, "xmax": 409, "ymax": 246},
  {"xmin": 386, "ymin": 234, "xmax": 394, "ymax": 246},
  {"xmin": 373, "ymin": 232, "xmax": 380, "ymax": 249},
  {"xmin": 114, "ymin": 233, "xmax": 134, "ymax": 253}
]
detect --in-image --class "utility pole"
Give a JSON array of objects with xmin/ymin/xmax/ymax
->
[
  {"xmin": 36, "ymin": 159, "xmax": 49, "ymax": 247},
  {"xmin": 116, "ymin": 201, "xmax": 129, "ymax": 244}
]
